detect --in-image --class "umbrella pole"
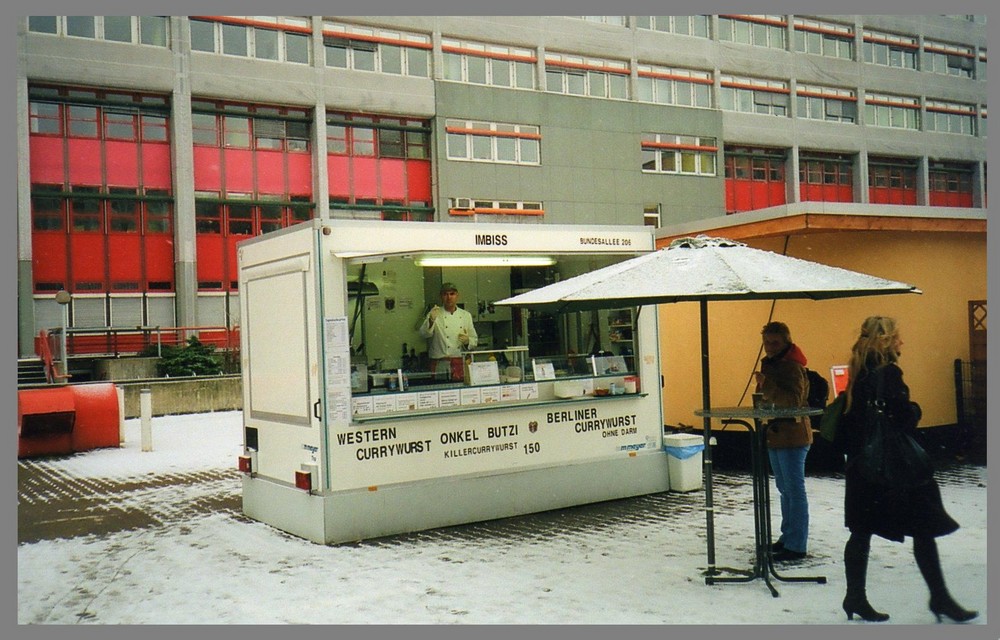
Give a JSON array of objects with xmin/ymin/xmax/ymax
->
[{"xmin": 700, "ymin": 299, "xmax": 717, "ymax": 575}]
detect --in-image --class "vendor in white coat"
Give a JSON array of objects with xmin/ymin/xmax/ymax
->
[{"xmin": 419, "ymin": 282, "xmax": 478, "ymax": 380}]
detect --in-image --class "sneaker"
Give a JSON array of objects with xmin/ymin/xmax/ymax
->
[
  {"xmin": 771, "ymin": 540, "xmax": 785, "ymax": 553},
  {"xmin": 772, "ymin": 548, "xmax": 807, "ymax": 562}
]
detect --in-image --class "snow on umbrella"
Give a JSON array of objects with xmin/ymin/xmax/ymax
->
[{"xmin": 496, "ymin": 235, "xmax": 921, "ymax": 575}]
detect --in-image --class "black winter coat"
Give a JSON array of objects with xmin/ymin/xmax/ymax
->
[{"xmin": 841, "ymin": 362, "xmax": 958, "ymax": 542}]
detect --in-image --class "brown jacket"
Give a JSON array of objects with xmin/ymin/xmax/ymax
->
[{"xmin": 759, "ymin": 344, "xmax": 813, "ymax": 449}]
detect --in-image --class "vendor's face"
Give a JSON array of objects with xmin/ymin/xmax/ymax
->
[
  {"xmin": 440, "ymin": 290, "xmax": 459, "ymax": 311},
  {"xmin": 762, "ymin": 333, "xmax": 788, "ymax": 358}
]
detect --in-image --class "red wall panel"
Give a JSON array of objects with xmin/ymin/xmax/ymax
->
[
  {"xmin": 193, "ymin": 147, "xmax": 222, "ymax": 191},
  {"xmin": 29, "ymin": 137, "xmax": 65, "ymax": 184},
  {"xmin": 328, "ymin": 156, "xmax": 350, "ymax": 197},
  {"xmin": 223, "ymin": 149, "xmax": 254, "ymax": 192},
  {"xmin": 406, "ymin": 159, "xmax": 432, "ymax": 201},
  {"xmin": 105, "ymin": 141, "xmax": 139, "ymax": 187},
  {"xmin": 255, "ymin": 150, "xmax": 286, "ymax": 194},
  {"xmin": 69, "ymin": 235, "xmax": 106, "ymax": 287},
  {"xmin": 196, "ymin": 235, "xmax": 225, "ymax": 285},
  {"xmin": 141, "ymin": 144, "xmax": 172, "ymax": 189},
  {"xmin": 31, "ymin": 235, "xmax": 69, "ymax": 288},
  {"xmin": 379, "ymin": 159, "xmax": 406, "ymax": 200},
  {"xmin": 67, "ymin": 139, "xmax": 103, "ymax": 185},
  {"xmin": 107, "ymin": 235, "xmax": 142, "ymax": 284},
  {"xmin": 287, "ymin": 153, "xmax": 312, "ymax": 195},
  {"xmin": 144, "ymin": 237, "xmax": 175, "ymax": 288},
  {"xmin": 352, "ymin": 157, "xmax": 379, "ymax": 198}
]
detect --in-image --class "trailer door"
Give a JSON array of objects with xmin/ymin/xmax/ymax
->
[{"xmin": 239, "ymin": 230, "xmax": 323, "ymax": 481}]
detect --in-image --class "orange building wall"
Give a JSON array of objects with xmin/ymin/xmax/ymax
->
[{"xmin": 657, "ymin": 231, "xmax": 986, "ymax": 430}]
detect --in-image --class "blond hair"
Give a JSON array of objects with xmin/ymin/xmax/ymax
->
[{"xmin": 845, "ymin": 316, "xmax": 900, "ymax": 411}]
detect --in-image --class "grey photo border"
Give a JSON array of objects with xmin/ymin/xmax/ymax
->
[{"xmin": 4, "ymin": 1, "xmax": 994, "ymax": 639}]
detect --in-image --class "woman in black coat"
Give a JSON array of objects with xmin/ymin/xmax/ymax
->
[{"xmin": 839, "ymin": 316, "xmax": 976, "ymax": 623}]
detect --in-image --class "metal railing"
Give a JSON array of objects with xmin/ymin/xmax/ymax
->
[{"xmin": 39, "ymin": 325, "xmax": 240, "ymax": 360}]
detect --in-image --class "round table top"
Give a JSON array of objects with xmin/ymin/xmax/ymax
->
[{"xmin": 694, "ymin": 405, "xmax": 823, "ymax": 420}]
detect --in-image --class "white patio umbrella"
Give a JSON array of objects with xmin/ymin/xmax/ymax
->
[{"xmin": 496, "ymin": 235, "xmax": 921, "ymax": 574}]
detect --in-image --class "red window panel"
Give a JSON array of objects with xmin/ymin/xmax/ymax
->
[
  {"xmin": 287, "ymin": 153, "xmax": 312, "ymax": 195},
  {"xmin": 193, "ymin": 146, "xmax": 223, "ymax": 191},
  {"xmin": 725, "ymin": 179, "xmax": 737, "ymax": 213},
  {"xmin": 379, "ymin": 158, "xmax": 407, "ymax": 200},
  {"xmin": 255, "ymin": 149, "xmax": 286, "ymax": 194},
  {"xmin": 69, "ymin": 235, "xmax": 107, "ymax": 290},
  {"xmin": 31, "ymin": 235, "xmax": 69, "ymax": 291},
  {"xmin": 66, "ymin": 138, "xmax": 103, "ymax": 185},
  {"xmin": 328, "ymin": 155, "xmax": 351, "ymax": 197},
  {"xmin": 105, "ymin": 140, "xmax": 140, "ymax": 187},
  {"xmin": 29, "ymin": 137, "xmax": 65, "ymax": 183},
  {"xmin": 406, "ymin": 160, "xmax": 431, "ymax": 202},
  {"xmin": 141, "ymin": 144, "xmax": 172, "ymax": 189},
  {"xmin": 768, "ymin": 181, "xmax": 785, "ymax": 207},
  {"xmin": 108, "ymin": 234, "xmax": 142, "ymax": 285},
  {"xmin": 195, "ymin": 235, "xmax": 226, "ymax": 288},
  {"xmin": 352, "ymin": 156, "xmax": 379, "ymax": 198},
  {"xmin": 223, "ymin": 148, "xmax": 254, "ymax": 192},
  {"xmin": 226, "ymin": 236, "xmax": 243, "ymax": 289},
  {"xmin": 144, "ymin": 237, "xmax": 174, "ymax": 290}
]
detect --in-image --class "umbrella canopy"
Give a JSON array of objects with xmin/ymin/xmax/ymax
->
[
  {"xmin": 496, "ymin": 235, "xmax": 921, "ymax": 576},
  {"xmin": 496, "ymin": 236, "xmax": 921, "ymax": 312}
]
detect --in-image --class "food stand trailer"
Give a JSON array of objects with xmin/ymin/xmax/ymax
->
[{"xmin": 237, "ymin": 218, "xmax": 670, "ymax": 544}]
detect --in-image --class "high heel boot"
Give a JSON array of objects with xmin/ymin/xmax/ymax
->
[
  {"xmin": 914, "ymin": 537, "xmax": 978, "ymax": 623},
  {"xmin": 843, "ymin": 534, "xmax": 890, "ymax": 622}
]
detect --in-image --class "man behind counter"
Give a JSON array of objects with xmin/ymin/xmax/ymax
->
[{"xmin": 419, "ymin": 282, "xmax": 478, "ymax": 380}]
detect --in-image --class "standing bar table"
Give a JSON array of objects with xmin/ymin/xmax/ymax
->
[{"xmin": 694, "ymin": 405, "xmax": 826, "ymax": 597}]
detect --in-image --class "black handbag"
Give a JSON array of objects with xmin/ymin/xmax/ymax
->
[{"xmin": 857, "ymin": 367, "xmax": 933, "ymax": 490}]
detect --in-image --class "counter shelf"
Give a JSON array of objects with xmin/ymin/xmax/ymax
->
[{"xmin": 351, "ymin": 390, "xmax": 650, "ymax": 423}]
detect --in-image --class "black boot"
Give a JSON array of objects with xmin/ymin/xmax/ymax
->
[
  {"xmin": 842, "ymin": 533, "xmax": 889, "ymax": 622},
  {"xmin": 914, "ymin": 537, "xmax": 978, "ymax": 623}
]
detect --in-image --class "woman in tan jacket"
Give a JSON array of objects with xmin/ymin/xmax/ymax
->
[{"xmin": 755, "ymin": 321, "xmax": 812, "ymax": 562}]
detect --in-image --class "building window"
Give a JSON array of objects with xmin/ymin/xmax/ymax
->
[
  {"xmin": 796, "ymin": 84, "xmax": 857, "ymax": 123},
  {"xmin": 863, "ymin": 92, "xmax": 920, "ymax": 130},
  {"xmin": 862, "ymin": 29, "xmax": 918, "ymax": 70},
  {"xmin": 925, "ymin": 100, "xmax": 977, "ymax": 135},
  {"xmin": 793, "ymin": 17, "xmax": 853, "ymax": 60},
  {"xmin": 643, "ymin": 204, "xmax": 661, "ymax": 228},
  {"xmin": 634, "ymin": 16, "xmax": 710, "ymax": 38},
  {"xmin": 636, "ymin": 65, "xmax": 712, "ymax": 108},
  {"xmin": 28, "ymin": 16, "xmax": 169, "ymax": 46},
  {"xmin": 445, "ymin": 119, "xmax": 540, "ymax": 165},
  {"xmin": 720, "ymin": 75, "xmax": 789, "ymax": 116},
  {"xmin": 323, "ymin": 22, "xmax": 431, "ymax": 78},
  {"xmin": 928, "ymin": 163, "xmax": 975, "ymax": 207},
  {"xmin": 868, "ymin": 157, "xmax": 918, "ymax": 205},
  {"xmin": 189, "ymin": 16, "xmax": 312, "ymax": 64},
  {"xmin": 718, "ymin": 15, "xmax": 787, "ymax": 49},
  {"xmin": 924, "ymin": 40, "xmax": 976, "ymax": 78},
  {"xmin": 544, "ymin": 53, "xmax": 629, "ymax": 100},
  {"xmin": 327, "ymin": 113, "xmax": 429, "ymax": 159},
  {"xmin": 641, "ymin": 134, "xmax": 717, "ymax": 176},
  {"xmin": 191, "ymin": 101, "xmax": 312, "ymax": 152},
  {"xmin": 442, "ymin": 38, "xmax": 535, "ymax": 89},
  {"xmin": 576, "ymin": 16, "xmax": 627, "ymax": 26},
  {"xmin": 448, "ymin": 198, "xmax": 544, "ymax": 219}
]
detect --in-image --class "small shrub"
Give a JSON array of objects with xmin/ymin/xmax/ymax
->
[{"xmin": 155, "ymin": 336, "xmax": 223, "ymax": 377}]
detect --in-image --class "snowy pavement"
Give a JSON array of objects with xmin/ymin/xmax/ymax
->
[{"xmin": 17, "ymin": 410, "xmax": 988, "ymax": 628}]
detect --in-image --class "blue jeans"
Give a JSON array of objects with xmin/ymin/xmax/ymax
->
[{"xmin": 768, "ymin": 445, "xmax": 810, "ymax": 553}]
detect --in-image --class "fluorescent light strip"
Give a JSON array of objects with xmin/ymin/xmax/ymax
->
[{"xmin": 415, "ymin": 256, "xmax": 555, "ymax": 267}]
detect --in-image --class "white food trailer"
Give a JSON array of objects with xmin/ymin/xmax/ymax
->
[{"xmin": 237, "ymin": 218, "xmax": 670, "ymax": 544}]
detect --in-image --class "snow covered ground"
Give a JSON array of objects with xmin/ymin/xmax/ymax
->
[{"xmin": 17, "ymin": 410, "xmax": 988, "ymax": 630}]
